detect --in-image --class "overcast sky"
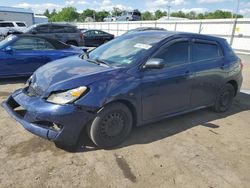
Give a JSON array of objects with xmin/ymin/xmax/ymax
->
[{"xmin": 1, "ymin": 0, "xmax": 250, "ymax": 17}]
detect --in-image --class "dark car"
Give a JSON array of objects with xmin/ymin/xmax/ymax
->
[
  {"xmin": 81, "ymin": 29, "xmax": 114, "ymax": 47},
  {"xmin": 0, "ymin": 34, "xmax": 87, "ymax": 78},
  {"xmin": 25, "ymin": 23, "xmax": 84, "ymax": 46},
  {"xmin": 3, "ymin": 31, "xmax": 243, "ymax": 149}
]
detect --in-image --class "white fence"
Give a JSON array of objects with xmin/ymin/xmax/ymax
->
[{"xmin": 76, "ymin": 18, "xmax": 250, "ymax": 53}]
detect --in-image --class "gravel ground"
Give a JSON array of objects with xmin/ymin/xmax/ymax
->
[{"xmin": 0, "ymin": 54, "xmax": 249, "ymax": 188}]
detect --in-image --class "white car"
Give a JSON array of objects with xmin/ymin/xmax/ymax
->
[
  {"xmin": 103, "ymin": 16, "xmax": 117, "ymax": 22},
  {"xmin": 0, "ymin": 21, "xmax": 27, "ymax": 37}
]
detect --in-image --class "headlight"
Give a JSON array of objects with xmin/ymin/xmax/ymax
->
[{"xmin": 47, "ymin": 86, "xmax": 88, "ymax": 104}]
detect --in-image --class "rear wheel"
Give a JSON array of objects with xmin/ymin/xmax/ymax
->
[
  {"xmin": 66, "ymin": 41, "xmax": 78, "ymax": 46},
  {"xmin": 103, "ymin": 40, "xmax": 109, "ymax": 44},
  {"xmin": 87, "ymin": 103, "xmax": 133, "ymax": 149},
  {"xmin": 213, "ymin": 83, "xmax": 235, "ymax": 113}
]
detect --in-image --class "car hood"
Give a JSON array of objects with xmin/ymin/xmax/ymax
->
[{"xmin": 30, "ymin": 55, "xmax": 121, "ymax": 96}]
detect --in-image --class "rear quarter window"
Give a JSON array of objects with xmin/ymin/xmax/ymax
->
[
  {"xmin": 16, "ymin": 22, "xmax": 26, "ymax": 27},
  {"xmin": 192, "ymin": 41, "xmax": 222, "ymax": 62},
  {"xmin": 49, "ymin": 25, "xmax": 65, "ymax": 33}
]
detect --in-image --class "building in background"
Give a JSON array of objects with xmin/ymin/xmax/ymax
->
[
  {"xmin": 34, "ymin": 15, "xmax": 48, "ymax": 24},
  {"xmin": 158, "ymin": 16, "xmax": 189, "ymax": 21},
  {"xmin": 0, "ymin": 6, "xmax": 34, "ymax": 26}
]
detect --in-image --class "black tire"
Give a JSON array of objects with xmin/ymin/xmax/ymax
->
[
  {"xmin": 66, "ymin": 41, "xmax": 78, "ymax": 46},
  {"xmin": 103, "ymin": 40, "xmax": 109, "ymax": 44},
  {"xmin": 213, "ymin": 83, "xmax": 235, "ymax": 113},
  {"xmin": 87, "ymin": 103, "xmax": 133, "ymax": 149}
]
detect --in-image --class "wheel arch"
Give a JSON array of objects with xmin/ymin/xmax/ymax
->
[{"xmin": 105, "ymin": 99, "xmax": 137, "ymax": 127}]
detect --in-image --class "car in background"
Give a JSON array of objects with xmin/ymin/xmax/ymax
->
[
  {"xmin": 103, "ymin": 16, "xmax": 117, "ymax": 22},
  {"xmin": 0, "ymin": 34, "xmax": 87, "ymax": 78},
  {"xmin": 81, "ymin": 29, "xmax": 114, "ymax": 47},
  {"xmin": 116, "ymin": 9, "xmax": 141, "ymax": 21},
  {"xmin": 123, "ymin": 27, "xmax": 167, "ymax": 35},
  {"xmin": 2, "ymin": 31, "xmax": 243, "ymax": 149},
  {"xmin": 79, "ymin": 28, "xmax": 87, "ymax": 33},
  {"xmin": 0, "ymin": 21, "xmax": 27, "ymax": 37},
  {"xmin": 24, "ymin": 23, "xmax": 84, "ymax": 46}
]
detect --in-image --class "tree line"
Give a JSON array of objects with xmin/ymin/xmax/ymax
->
[{"xmin": 43, "ymin": 7, "xmax": 243, "ymax": 22}]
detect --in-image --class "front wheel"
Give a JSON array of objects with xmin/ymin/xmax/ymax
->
[
  {"xmin": 87, "ymin": 103, "xmax": 133, "ymax": 149},
  {"xmin": 66, "ymin": 41, "xmax": 78, "ymax": 46},
  {"xmin": 213, "ymin": 83, "xmax": 235, "ymax": 113}
]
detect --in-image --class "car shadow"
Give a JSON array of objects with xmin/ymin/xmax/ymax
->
[
  {"xmin": 70, "ymin": 92, "xmax": 250, "ymax": 153},
  {"xmin": 0, "ymin": 77, "xmax": 28, "ymax": 85}
]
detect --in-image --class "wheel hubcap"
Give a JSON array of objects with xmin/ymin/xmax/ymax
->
[{"xmin": 101, "ymin": 112, "xmax": 125, "ymax": 138}]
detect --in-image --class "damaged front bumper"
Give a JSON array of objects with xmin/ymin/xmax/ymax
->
[{"xmin": 2, "ymin": 89, "xmax": 96, "ymax": 146}]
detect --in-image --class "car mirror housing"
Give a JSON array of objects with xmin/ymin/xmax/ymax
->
[{"xmin": 143, "ymin": 58, "xmax": 165, "ymax": 69}]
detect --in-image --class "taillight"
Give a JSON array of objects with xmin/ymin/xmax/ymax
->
[
  {"xmin": 239, "ymin": 59, "xmax": 244, "ymax": 70},
  {"xmin": 80, "ymin": 33, "xmax": 85, "ymax": 39}
]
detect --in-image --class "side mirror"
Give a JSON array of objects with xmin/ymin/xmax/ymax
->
[
  {"xmin": 4, "ymin": 46, "xmax": 13, "ymax": 53},
  {"xmin": 143, "ymin": 58, "xmax": 165, "ymax": 69},
  {"xmin": 31, "ymin": 29, "xmax": 37, "ymax": 34}
]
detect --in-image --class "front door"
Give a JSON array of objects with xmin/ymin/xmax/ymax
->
[{"xmin": 141, "ymin": 39, "xmax": 193, "ymax": 121}]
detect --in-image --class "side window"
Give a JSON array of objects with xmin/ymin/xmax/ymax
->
[
  {"xmin": 64, "ymin": 26, "xmax": 77, "ymax": 33},
  {"xmin": 11, "ymin": 37, "xmax": 54, "ymax": 50},
  {"xmin": 0, "ymin": 22, "xmax": 14, "ymax": 27},
  {"xmin": 153, "ymin": 41, "xmax": 189, "ymax": 66},
  {"xmin": 192, "ymin": 42, "xmax": 222, "ymax": 62},
  {"xmin": 16, "ymin": 22, "xmax": 26, "ymax": 27},
  {"xmin": 49, "ymin": 25, "xmax": 65, "ymax": 33},
  {"xmin": 36, "ymin": 25, "xmax": 49, "ymax": 33},
  {"xmin": 85, "ymin": 30, "xmax": 95, "ymax": 36},
  {"xmin": 98, "ymin": 31, "xmax": 106, "ymax": 35},
  {"xmin": 95, "ymin": 30, "xmax": 101, "ymax": 35}
]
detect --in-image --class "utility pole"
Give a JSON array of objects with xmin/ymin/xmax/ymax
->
[
  {"xmin": 167, "ymin": 5, "xmax": 171, "ymax": 20},
  {"xmin": 230, "ymin": 0, "xmax": 240, "ymax": 46}
]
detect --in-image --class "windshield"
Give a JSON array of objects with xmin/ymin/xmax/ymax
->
[
  {"xmin": 0, "ymin": 35, "xmax": 17, "ymax": 49},
  {"xmin": 89, "ymin": 34, "xmax": 164, "ymax": 67},
  {"xmin": 24, "ymin": 24, "xmax": 36, "ymax": 33}
]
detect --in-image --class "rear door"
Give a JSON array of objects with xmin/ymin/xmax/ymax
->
[
  {"xmin": 189, "ymin": 39, "xmax": 225, "ymax": 108},
  {"xmin": 84, "ymin": 30, "xmax": 98, "ymax": 46},
  {"xmin": 1, "ymin": 37, "xmax": 57, "ymax": 76}
]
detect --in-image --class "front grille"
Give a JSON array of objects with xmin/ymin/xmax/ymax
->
[{"xmin": 7, "ymin": 96, "xmax": 27, "ymax": 118}]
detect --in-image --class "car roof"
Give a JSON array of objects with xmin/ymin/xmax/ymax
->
[
  {"xmin": 34, "ymin": 23, "xmax": 76, "ymax": 27},
  {"xmin": 126, "ymin": 30, "xmax": 225, "ymax": 42},
  {"xmin": 14, "ymin": 34, "xmax": 71, "ymax": 49}
]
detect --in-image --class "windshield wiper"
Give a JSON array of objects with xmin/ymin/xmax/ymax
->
[
  {"xmin": 86, "ymin": 58, "xmax": 110, "ymax": 67},
  {"xmin": 95, "ymin": 58, "xmax": 110, "ymax": 66}
]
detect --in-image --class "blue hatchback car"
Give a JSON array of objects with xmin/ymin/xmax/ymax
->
[
  {"xmin": 0, "ymin": 34, "xmax": 86, "ymax": 78},
  {"xmin": 3, "ymin": 31, "xmax": 243, "ymax": 149}
]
